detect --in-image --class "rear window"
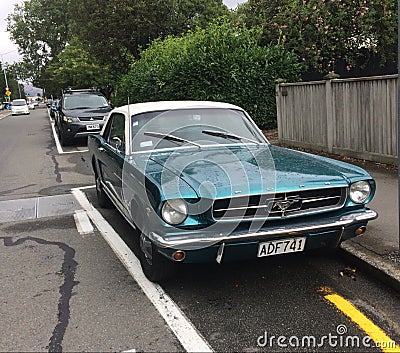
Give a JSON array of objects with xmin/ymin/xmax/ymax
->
[{"xmin": 12, "ymin": 100, "xmax": 27, "ymax": 106}]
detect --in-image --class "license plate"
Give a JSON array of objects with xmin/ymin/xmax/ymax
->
[
  {"xmin": 86, "ymin": 124, "xmax": 100, "ymax": 130},
  {"xmin": 257, "ymin": 237, "xmax": 306, "ymax": 257}
]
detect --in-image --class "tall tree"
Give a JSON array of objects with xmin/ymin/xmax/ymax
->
[
  {"xmin": 7, "ymin": 0, "xmax": 70, "ymax": 80},
  {"xmin": 6, "ymin": 0, "xmax": 229, "ymax": 90},
  {"xmin": 41, "ymin": 37, "xmax": 114, "ymax": 96},
  {"xmin": 68, "ymin": 0, "xmax": 230, "ymax": 72}
]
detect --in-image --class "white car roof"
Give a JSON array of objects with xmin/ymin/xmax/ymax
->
[
  {"xmin": 12, "ymin": 99, "xmax": 27, "ymax": 103},
  {"xmin": 112, "ymin": 100, "xmax": 244, "ymax": 116}
]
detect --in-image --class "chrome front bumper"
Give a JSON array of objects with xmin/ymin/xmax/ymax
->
[{"xmin": 148, "ymin": 209, "xmax": 378, "ymax": 249}]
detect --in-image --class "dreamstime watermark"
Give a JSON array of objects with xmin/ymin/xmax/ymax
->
[{"xmin": 257, "ymin": 324, "xmax": 398, "ymax": 349}]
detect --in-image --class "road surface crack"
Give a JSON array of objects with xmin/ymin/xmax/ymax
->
[{"xmin": 1, "ymin": 236, "xmax": 78, "ymax": 353}]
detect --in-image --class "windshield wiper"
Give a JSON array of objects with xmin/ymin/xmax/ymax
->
[
  {"xmin": 144, "ymin": 131, "xmax": 202, "ymax": 148},
  {"xmin": 201, "ymin": 129, "xmax": 261, "ymax": 145}
]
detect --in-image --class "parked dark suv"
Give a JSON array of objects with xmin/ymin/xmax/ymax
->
[{"xmin": 56, "ymin": 88, "xmax": 112, "ymax": 145}]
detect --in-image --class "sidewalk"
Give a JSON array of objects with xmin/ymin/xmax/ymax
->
[
  {"xmin": 340, "ymin": 161, "xmax": 400, "ymax": 290},
  {"xmin": 267, "ymin": 130, "xmax": 400, "ymax": 291}
]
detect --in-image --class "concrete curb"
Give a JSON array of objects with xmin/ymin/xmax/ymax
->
[{"xmin": 340, "ymin": 241, "xmax": 400, "ymax": 292}]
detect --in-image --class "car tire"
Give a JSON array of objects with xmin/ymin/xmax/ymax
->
[
  {"xmin": 139, "ymin": 234, "xmax": 176, "ymax": 283},
  {"xmin": 59, "ymin": 131, "xmax": 70, "ymax": 146},
  {"xmin": 95, "ymin": 174, "xmax": 112, "ymax": 208}
]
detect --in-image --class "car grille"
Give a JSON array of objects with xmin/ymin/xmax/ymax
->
[
  {"xmin": 78, "ymin": 116, "xmax": 104, "ymax": 121},
  {"xmin": 212, "ymin": 187, "xmax": 347, "ymax": 220}
]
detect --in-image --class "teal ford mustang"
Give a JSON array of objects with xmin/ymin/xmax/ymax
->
[{"xmin": 88, "ymin": 101, "xmax": 377, "ymax": 282}]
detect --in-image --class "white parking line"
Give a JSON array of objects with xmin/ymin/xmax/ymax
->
[
  {"xmin": 49, "ymin": 113, "xmax": 89, "ymax": 155},
  {"xmin": 71, "ymin": 187, "xmax": 213, "ymax": 353},
  {"xmin": 73, "ymin": 209, "xmax": 94, "ymax": 235},
  {"xmin": 0, "ymin": 112, "xmax": 11, "ymax": 120},
  {"xmin": 50, "ymin": 120, "xmax": 64, "ymax": 154}
]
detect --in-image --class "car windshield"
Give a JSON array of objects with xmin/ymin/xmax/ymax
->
[
  {"xmin": 12, "ymin": 100, "xmax": 27, "ymax": 106},
  {"xmin": 131, "ymin": 108, "xmax": 266, "ymax": 152},
  {"xmin": 63, "ymin": 94, "xmax": 109, "ymax": 110}
]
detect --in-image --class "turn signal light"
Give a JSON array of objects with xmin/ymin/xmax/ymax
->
[
  {"xmin": 355, "ymin": 226, "xmax": 366, "ymax": 236},
  {"xmin": 172, "ymin": 251, "xmax": 185, "ymax": 261}
]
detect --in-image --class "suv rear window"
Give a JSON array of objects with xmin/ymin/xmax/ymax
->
[
  {"xmin": 63, "ymin": 94, "xmax": 109, "ymax": 110},
  {"xmin": 12, "ymin": 99, "xmax": 27, "ymax": 106}
]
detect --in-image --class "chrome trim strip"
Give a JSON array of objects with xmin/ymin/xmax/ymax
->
[
  {"xmin": 148, "ymin": 209, "xmax": 378, "ymax": 248},
  {"xmin": 215, "ymin": 205, "xmax": 269, "ymax": 212},
  {"xmin": 302, "ymin": 196, "xmax": 342, "ymax": 203}
]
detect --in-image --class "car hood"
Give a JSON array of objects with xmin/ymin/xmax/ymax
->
[
  {"xmin": 133, "ymin": 144, "xmax": 371, "ymax": 199},
  {"xmin": 63, "ymin": 106, "xmax": 111, "ymax": 117}
]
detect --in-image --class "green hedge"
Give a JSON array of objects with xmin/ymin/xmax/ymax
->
[{"xmin": 117, "ymin": 18, "xmax": 302, "ymax": 129}]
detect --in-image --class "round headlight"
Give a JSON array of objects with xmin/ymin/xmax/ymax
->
[
  {"xmin": 349, "ymin": 181, "xmax": 371, "ymax": 204},
  {"xmin": 161, "ymin": 199, "xmax": 188, "ymax": 225}
]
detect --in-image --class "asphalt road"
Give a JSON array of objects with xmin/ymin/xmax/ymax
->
[{"xmin": 0, "ymin": 107, "xmax": 399, "ymax": 352}]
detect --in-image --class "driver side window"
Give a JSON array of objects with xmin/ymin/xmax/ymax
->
[{"xmin": 103, "ymin": 113, "xmax": 125, "ymax": 153}]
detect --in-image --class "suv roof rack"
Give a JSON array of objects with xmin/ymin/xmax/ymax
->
[{"xmin": 62, "ymin": 87, "xmax": 99, "ymax": 94}]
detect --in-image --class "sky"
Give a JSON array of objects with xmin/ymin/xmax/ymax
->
[
  {"xmin": 0, "ymin": 0, "xmax": 22, "ymax": 64},
  {"xmin": 0, "ymin": 0, "xmax": 247, "ymax": 65}
]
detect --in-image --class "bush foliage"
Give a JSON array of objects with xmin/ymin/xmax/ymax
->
[
  {"xmin": 117, "ymin": 19, "xmax": 302, "ymax": 129},
  {"xmin": 238, "ymin": 0, "xmax": 397, "ymax": 75}
]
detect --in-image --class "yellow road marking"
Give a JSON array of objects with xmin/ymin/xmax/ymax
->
[{"xmin": 320, "ymin": 288, "xmax": 400, "ymax": 353}]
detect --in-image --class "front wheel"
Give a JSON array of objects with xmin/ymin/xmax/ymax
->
[
  {"xmin": 139, "ymin": 233, "xmax": 176, "ymax": 282},
  {"xmin": 59, "ymin": 130, "xmax": 70, "ymax": 146}
]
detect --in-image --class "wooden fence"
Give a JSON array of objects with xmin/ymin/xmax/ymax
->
[{"xmin": 276, "ymin": 75, "xmax": 398, "ymax": 165}]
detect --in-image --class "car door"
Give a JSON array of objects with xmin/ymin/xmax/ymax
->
[{"xmin": 97, "ymin": 112, "xmax": 127, "ymax": 209}]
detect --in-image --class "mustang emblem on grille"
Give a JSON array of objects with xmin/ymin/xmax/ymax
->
[
  {"xmin": 274, "ymin": 200, "xmax": 296, "ymax": 212},
  {"xmin": 268, "ymin": 195, "xmax": 302, "ymax": 217}
]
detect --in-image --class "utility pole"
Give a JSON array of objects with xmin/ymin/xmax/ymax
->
[
  {"xmin": 2, "ymin": 64, "xmax": 9, "ymax": 103},
  {"xmin": 0, "ymin": 50, "xmax": 16, "ymax": 103},
  {"xmin": 3, "ymin": 66, "xmax": 8, "ymax": 89},
  {"xmin": 0, "ymin": 51, "xmax": 14, "ymax": 86}
]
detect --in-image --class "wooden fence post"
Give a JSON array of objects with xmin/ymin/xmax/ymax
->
[
  {"xmin": 276, "ymin": 83, "xmax": 282, "ymax": 141},
  {"xmin": 325, "ymin": 79, "xmax": 334, "ymax": 153}
]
